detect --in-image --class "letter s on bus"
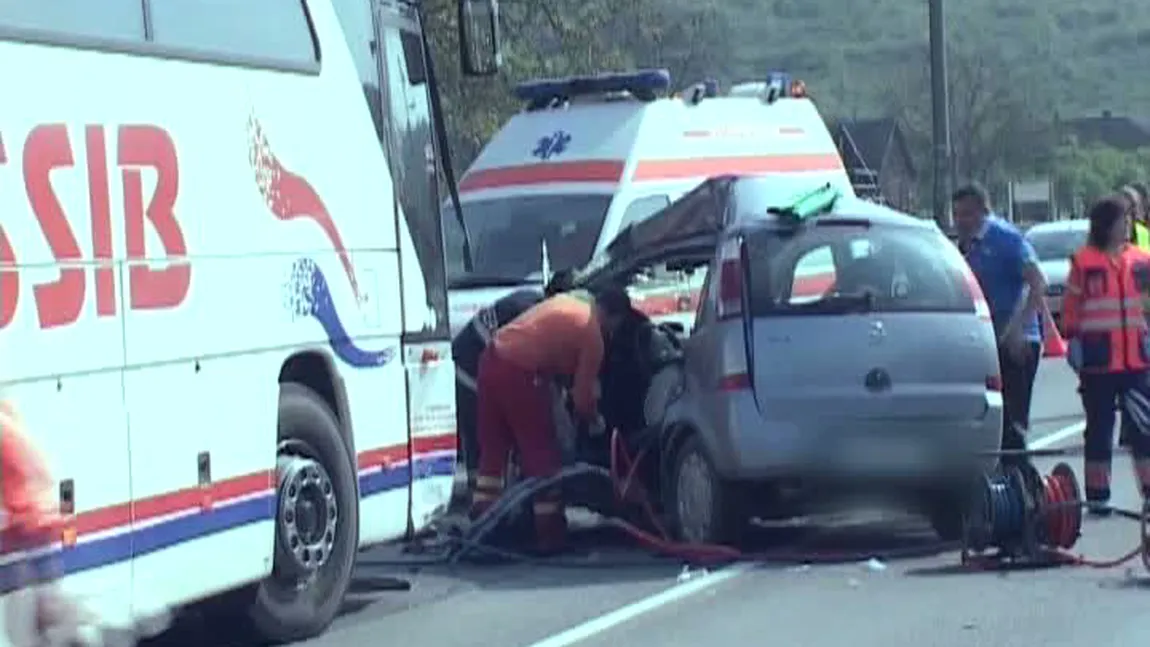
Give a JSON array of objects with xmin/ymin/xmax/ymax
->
[{"xmin": 25, "ymin": 125, "xmax": 85, "ymax": 330}]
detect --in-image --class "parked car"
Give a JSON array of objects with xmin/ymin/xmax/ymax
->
[
  {"xmin": 1025, "ymin": 219, "xmax": 1088, "ymax": 329},
  {"xmin": 573, "ymin": 175, "xmax": 1002, "ymax": 544}
]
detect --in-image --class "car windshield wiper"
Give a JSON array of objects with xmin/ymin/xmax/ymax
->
[{"xmin": 448, "ymin": 274, "xmax": 539, "ymax": 290}]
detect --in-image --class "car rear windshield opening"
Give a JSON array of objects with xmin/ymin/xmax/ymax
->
[{"xmin": 745, "ymin": 224, "xmax": 975, "ymax": 316}]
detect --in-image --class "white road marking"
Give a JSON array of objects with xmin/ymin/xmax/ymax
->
[
  {"xmin": 521, "ymin": 418, "xmax": 1087, "ymax": 647},
  {"xmin": 1031, "ymin": 420, "xmax": 1086, "ymax": 449},
  {"xmin": 519, "ymin": 564, "xmax": 753, "ymax": 647}
]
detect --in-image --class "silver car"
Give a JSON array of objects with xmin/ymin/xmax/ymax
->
[
  {"xmin": 1025, "ymin": 219, "xmax": 1088, "ymax": 329},
  {"xmin": 577, "ymin": 176, "xmax": 1002, "ymax": 544}
]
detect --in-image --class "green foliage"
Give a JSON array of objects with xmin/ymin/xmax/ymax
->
[
  {"xmin": 422, "ymin": 0, "xmax": 1148, "ymax": 202},
  {"xmin": 1053, "ymin": 144, "xmax": 1150, "ymax": 212}
]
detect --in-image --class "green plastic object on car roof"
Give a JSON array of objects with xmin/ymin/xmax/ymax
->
[{"xmin": 768, "ymin": 182, "xmax": 842, "ymax": 223}]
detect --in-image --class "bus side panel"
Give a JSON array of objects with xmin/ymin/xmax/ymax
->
[
  {"xmin": 403, "ymin": 343, "xmax": 456, "ymax": 532},
  {"xmin": 121, "ymin": 256, "xmax": 278, "ymax": 612},
  {"xmin": 0, "ymin": 263, "xmax": 133, "ymax": 631},
  {"xmin": 341, "ymin": 251, "xmax": 410, "ymax": 546}
]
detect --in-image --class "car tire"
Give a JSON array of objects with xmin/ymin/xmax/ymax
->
[
  {"xmin": 667, "ymin": 434, "xmax": 744, "ymax": 545},
  {"xmin": 924, "ymin": 487, "xmax": 967, "ymax": 542},
  {"xmin": 246, "ymin": 383, "xmax": 360, "ymax": 643}
]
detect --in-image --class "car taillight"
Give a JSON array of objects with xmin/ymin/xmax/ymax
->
[
  {"xmin": 717, "ymin": 237, "xmax": 744, "ymax": 320},
  {"xmin": 958, "ymin": 265, "xmax": 992, "ymax": 322},
  {"xmin": 986, "ymin": 375, "xmax": 1002, "ymax": 391},
  {"xmin": 718, "ymin": 372, "xmax": 751, "ymax": 392}
]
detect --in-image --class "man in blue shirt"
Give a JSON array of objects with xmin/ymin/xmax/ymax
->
[{"xmin": 953, "ymin": 183, "xmax": 1049, "ymax": 458}]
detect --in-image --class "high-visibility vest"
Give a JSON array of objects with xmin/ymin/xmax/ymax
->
[
  {"xmin": 1062, "ymin": 244, "xmax": 1150, "ymax": 373},
  {"xmin": 1136, "ymin": 222, "xmax": 1150, "ymax": 251}
]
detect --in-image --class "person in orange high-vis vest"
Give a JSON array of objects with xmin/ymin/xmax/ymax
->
[
  {"xmin": 469, "ymin": 287, "xmax": 632, "ymax": 554},
  {"xmin": 0, "ymin": 398, "xmax": 59, "ymax": 548},
  {"xmin": 1063, "ymin": 196, "xmax": 1150, "ymax": 514}
]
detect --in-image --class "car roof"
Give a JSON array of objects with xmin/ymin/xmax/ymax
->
[
  {"xmin": 726, "ymin": 175, "xmax": 935, "ymax": 231},
  {"xmin": 1025, "ymin": 219, "xmax": 1088, "ymax": 235},
  {"xmin": 575, "ymin": 174, "xmax": 937, "ymax": 289}
]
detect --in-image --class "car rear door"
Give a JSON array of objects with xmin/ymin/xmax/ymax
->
[{"xmin": 744, "ymin": 222, "xmax": 999, "ymax": 440}]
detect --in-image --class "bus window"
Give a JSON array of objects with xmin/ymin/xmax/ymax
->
[
  {"xmin": 376, "ymin": 6, "xmax": 448, "ymax": 340},
  {"xmin": 0, "ymin": 0, "xmax": 145, "ymax": 41},
  {"xmin": 148, "ymin": 0, "xmax": 316, "ymax": 64},
  {"xmin": 330, "ymin": 0, "xmax": 385, "ymax": 143}
]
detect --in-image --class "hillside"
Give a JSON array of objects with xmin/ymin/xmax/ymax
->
[{"xmin": 708, "ymin": 0, "xmax": 1150, "ymax": 120}]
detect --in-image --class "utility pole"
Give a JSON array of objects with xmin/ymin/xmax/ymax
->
[{"xmin": 928, "ymin": 0, "xmax": 952, "ymax": 229}]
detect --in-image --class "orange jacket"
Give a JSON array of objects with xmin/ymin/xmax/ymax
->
[
  {"xmin": 0, "ymin": 400, "xmax": 59, "ymax": 548},
  {"xmin": 492, "ymin": 295, "xmax": 604, "ymax": 419},
  {"xmin": 1062, "ymin": 244, "xmax": 1150, "ymax": 374}
]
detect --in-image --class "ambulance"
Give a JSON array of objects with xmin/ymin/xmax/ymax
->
[{"xmin": 444, "ymin": 69, "xmax": 855, "ymax": 332}]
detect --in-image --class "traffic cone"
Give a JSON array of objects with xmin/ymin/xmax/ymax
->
[{"xmin": 1042, "ymin": 309, "xmax": 1068, "ymax": 358}]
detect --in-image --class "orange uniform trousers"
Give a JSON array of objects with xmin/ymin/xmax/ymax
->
[{"xmin": 469, "ymin": 347, "xmax": 566, "ymax": 552}]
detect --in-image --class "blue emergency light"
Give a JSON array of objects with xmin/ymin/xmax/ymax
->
[{"xmin": 513, "ymin": 69, "xmax": 672, "ymax": 108}]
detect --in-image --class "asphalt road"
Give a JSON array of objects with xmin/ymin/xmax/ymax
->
[{"xmin": 152, "ymin": 359, "xmax": 1150, "ymax": 647}]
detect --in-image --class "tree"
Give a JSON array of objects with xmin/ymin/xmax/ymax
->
[
  {"xmin": 423, "ymin": 0, "xmax": 730, "ymax": 170},
  {"xmin": 883, "ymin": 43, "xmax": 1052, "ymax": 201},
  {"xmin": 1052, "ymin": 144, "xmax": 1150, "ymax": 214}
]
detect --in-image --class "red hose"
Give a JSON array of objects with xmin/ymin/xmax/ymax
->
[
  {"xmin": 1041, "ymin": 469, "xmax": 1080, "ymax": 550},
  {"xmin": 603, "ymin": 431, "xmax": 1150, "ymax": 570}
]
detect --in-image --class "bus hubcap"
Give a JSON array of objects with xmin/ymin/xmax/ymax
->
[{"xmin": 276, "ymin": 454, "xmax": 338, "ymax": 581}]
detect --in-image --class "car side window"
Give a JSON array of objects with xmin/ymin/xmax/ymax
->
[
  {"xmin": 618, "ymin": 195, "xmax": 671, "ymax": 231},
  {"xmin": 790, "ymin": 245, "xmax": 835, "ymax": 303},
  {"xmin": 149, "ymin": 0, "xmax": 317, "ymax": 63},
  {"xmin": 0, "ymin": 0, "xmax": 146, "ymax": 40}
]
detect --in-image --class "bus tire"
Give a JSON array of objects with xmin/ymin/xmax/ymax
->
[{"xmin": 249, "ymin": 382, "xmax": 359, "ymax": 643}]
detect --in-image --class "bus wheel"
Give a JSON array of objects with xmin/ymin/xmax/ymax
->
[{"xmin": 250, "ymin": 383, "xmax": 359, "ymax": 643}]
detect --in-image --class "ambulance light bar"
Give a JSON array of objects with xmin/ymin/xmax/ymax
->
[
  {"xmin": 514, "ymin": 69, "xmax": 672, "ymax": 107},
  {"xmin": 729, "ymin": 72, "xmax": 808, "ymax": 103}
]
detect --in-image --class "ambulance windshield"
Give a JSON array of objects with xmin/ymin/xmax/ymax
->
[{"xmin": 443, "ymin": 193, "xmax": 612, "ymax": 288}]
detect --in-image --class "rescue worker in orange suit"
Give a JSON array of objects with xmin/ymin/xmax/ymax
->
[
  {"xmin": 0, "ymin": 397, "xmax": 58, "ymax": 551},
  {"xmin": 0, "ymin": 395, "xmax": 89, "ymax": 645},
  {"xmin": 469, "ymin": 287, "xmax": 632, "ymax": 553},
  {"xmin": 1062, "ymin": 196, "xmax": 1150, "ymax": 515},
  {"xmin": 453, "ymin": 269, "xmax": 576, "ymax": 495},
  {"xmin": 1118, "ymin": 184, "xmax": 1150, "ymax": 449}
]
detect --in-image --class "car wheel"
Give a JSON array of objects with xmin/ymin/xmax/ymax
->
[
  {"xmin": 924, "ymin": 487, "xmax": 967, "ymax": 542},
  {"xmin": 668, "ymin": 434, "xmax": 743, "ymax": 545},
  {"xmin": 247, "ymin": 383, "xmax": 360, "ymax": 643}
]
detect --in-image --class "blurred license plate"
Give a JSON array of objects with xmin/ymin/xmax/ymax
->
[{"xmin": 840, "ymin": 436, "xmax": 927, "ymax": 470}]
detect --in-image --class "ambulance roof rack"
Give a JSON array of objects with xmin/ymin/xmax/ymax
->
[
  {"xmin": 514, "ymin": 69, "xmax": 672, "ymax": 111},
  {"xmin": 729, "ymin": 72, "xmax": 808, "ymax": 104},
  {"xmin": 767, "ymin": 183, "xmax": 841, "ymax": 224}
]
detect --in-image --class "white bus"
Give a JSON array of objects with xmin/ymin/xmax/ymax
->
[{"xmin": 0, "ymin": 0, "xmax": 499, "ymax": 643}]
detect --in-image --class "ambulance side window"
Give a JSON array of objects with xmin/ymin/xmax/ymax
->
[{"xmin": 618, "ymin": 195, "xmax": 671, "ymax": 231}]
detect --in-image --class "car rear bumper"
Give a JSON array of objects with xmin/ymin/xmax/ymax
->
[{"xmin": 709, "ymin": 407, "xmax": 1002, "ymax": 484}]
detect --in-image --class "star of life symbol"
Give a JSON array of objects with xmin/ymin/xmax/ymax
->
[{"xmin": 532, "ymin": 130, "xmax": 571, "ymax": 160}]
